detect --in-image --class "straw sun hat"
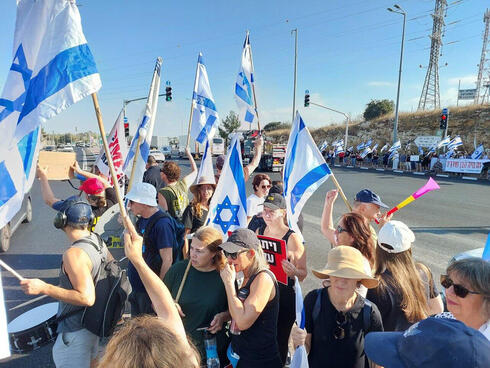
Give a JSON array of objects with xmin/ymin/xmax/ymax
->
[
  {"xmin": 190, "ymin": 176, "xmax": 216, "ymax": 197},
  {"xmin": 312, "ymin": 246, "xmax": 378, "ymax": 289}
]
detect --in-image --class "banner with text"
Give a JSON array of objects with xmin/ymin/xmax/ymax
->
[
  {"xmin": 444, "ymin": 159, "xmax": 489, "ymax": 174},
  {"xmin": 257, "ymin": 234, "xmax": 288, "ymax": 285}
]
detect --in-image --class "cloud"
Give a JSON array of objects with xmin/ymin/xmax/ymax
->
[
  {"xmin": 447, "ymin": 75, "xmax": 477, "ymax": 86},
  {"xmin": 367, "ymin": 81, "xmax": 394, "ymax": 87}
]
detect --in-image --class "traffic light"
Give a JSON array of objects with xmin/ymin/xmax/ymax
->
[
  {"xmin": 304, "ymin": 93, "xmax": 310, "ymax": 107},
  {"xmin": 124, "ymin": 117, "xmax": 129, "ymax": 137},
  {"xmin": 165, "ymin": 86, "xmax": 172, "ymax": 101},
  {"xmin": 440, "ymin": 113, "xmax": 447, "ymax": 130}
]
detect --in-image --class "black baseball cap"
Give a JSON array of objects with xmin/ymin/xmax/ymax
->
[
  {"xmin": 262, "ymin": 193, "xmax": 286, "ymax": 210},
  {"xmin": 355, "ymin": 189, "xmax": 388, "ymax": 208},
  {"xmin": 219, "ymin": 228, "xmax": 261, "ymax": 253}
]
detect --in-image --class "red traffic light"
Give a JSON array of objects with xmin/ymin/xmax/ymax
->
[{"xmin": 441, "ymin": 114, "xmax": 446, "ymax": 120}]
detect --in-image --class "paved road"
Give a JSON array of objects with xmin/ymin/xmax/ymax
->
[{"xmin": 1, "ymin": 149, "xmax": 488, "ymax": 366}]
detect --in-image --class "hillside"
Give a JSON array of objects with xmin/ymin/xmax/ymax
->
[{"xmin": 267, "ymin": 105, "xmax": 490, "ymax": 152}]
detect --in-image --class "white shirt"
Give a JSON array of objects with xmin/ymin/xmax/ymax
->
[{"xmin": 246, "ymin": 193, "xmax": 264, "ymax": 217}]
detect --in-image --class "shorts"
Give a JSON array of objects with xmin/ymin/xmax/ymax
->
[{"xmin": 52, "ymin": 329, "xmax": 99, "ymax": 368}]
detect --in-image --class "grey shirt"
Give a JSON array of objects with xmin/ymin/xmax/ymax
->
[{"xmin": 56, "ymin": 233, "xmax": 108, "ymax": 333}]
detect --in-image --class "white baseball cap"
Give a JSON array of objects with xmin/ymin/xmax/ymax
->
[
  {"xmin": 378, "ymin": 220, "xmax": 415, "ymax": 253},
  {"xmin": 125, "ymin": 182, "xmax": 157, "ymax": 207}
]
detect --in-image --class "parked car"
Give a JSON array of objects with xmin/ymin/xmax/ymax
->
[
  {"xmin": 0, "ymin": 192, "xmax": 33, "ymax": 252},
  {"xmin": 162, "ymin": 146, "xmax": 172, "ymax": 157},
  {"xmin": 59, "ymin": 145, "xmax": 74, "ymax": 152},
  {"xmin": 149, "ymin": 149, "xmax": 165, "ymax": 163}
]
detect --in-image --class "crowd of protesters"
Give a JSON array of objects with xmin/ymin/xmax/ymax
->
[{"xmin": 20, "ymin": 133, "xmax": 489, "ymax": 368}]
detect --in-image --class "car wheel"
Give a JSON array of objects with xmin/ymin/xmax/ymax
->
[
  {"xmin": 23, "ymin": 197, "xmax": 33, "ymax": 223},
  {"xmin": 0, "ymin": 224, "xmax": 11, "ymax": 252}
]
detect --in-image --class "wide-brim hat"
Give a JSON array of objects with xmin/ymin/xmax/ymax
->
[
  {"xmin": 125, "ymin": 182, "xmax": 158, "ymax": 207},
  {"xmin": 190, "ymin": 176, "xmax": 216, "ymax": 197},
  {"xmin": 312, "ymin": 245, "xmax": 378, "ymax": 289}
]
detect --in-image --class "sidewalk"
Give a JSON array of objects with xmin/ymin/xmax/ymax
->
[{"xmin": 330, "ymin": 163, "xmax": 490, "ymax": 184}]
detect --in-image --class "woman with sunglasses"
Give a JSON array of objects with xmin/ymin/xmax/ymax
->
[
  {"xmin": 181, "ymin": 176, "xmax": 216, "ymax": 257},
  {"xmin": 219, "ymin": 228, "xmax": 281, "ymax": 368},
  {"xmin": 439, "ymin": 257, "xmax": 490, "ymax": 340},
  {"xmin": 164, "ymin": 226, "xmax": 231, "ymax": 365},
  {"xmin": 291, "ymin": 246, "xmax": 383, "ymax": 368},
  {"xmin": 255, "ymin": 193, "xmax": 307, "ymax": 366},
  {"xmin": 246, "ymin": 173, "xmax": 271, "ymax": 222},
  {"xmin": 366, "ymin": 221, "xmax": 443, "ymax": 332}
]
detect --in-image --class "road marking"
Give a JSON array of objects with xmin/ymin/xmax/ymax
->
[
  {"xmin": 360, "ymin": 167, "xmax": 368, "ymax": 170},
  {"xmin": 462, "ymin": 176, "xmax": 477, "ymax": 181}
]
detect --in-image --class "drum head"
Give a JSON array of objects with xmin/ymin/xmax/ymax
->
[{"xmin": 8, "ymin": 303, "xmax": 58, "ymax": 333}]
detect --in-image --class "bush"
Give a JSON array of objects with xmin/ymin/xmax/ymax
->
[{"xmin": 363, "ymin": 99, "xmax": 394, "ymax": 120}]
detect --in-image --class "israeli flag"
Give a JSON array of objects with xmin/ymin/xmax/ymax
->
[
  {"xmin": 357, "ymin": 142, "xmax": 365, "ymax": 151},
  {"xmin": 196, "ymin": 139, "xmax": 215, "ymax": 183},
  {"xmin": 360, "ymin": 146, "xmax": 372, "ymax": 159},
  {"xmin": 445, "ymin": 149, "xmax": 455, "ymax": 159},
  {"xmin": 206, "ymin": 134, "xmax": 247, "ymax": 237},
  {"xmin": 290, "ymin": 277, "xmax": 309, "ymax": 368},
  {"xmin": 235, "ymin": 31, "xmax": 257, "ymax": 130},
  {"xmin": 447, "ymin": 136, "xmax": 463, "ymax": 151},
  {"xmin": 436, "ymin": 136, "xmax": 451, "ymax": 149},
  {"xmin": 190, "ymin": 54, "xmax": 219, "ymax": 144},
  {"xmin": 380, "ymin": 143, "xmax": 389, "ymax": 153},
  {"xmin": 0, "ymin": 0, "xmax": 100, "ymax": 229},
  {"xmin": 334, "ymin": 144, "xmax": 344, "ymax": 156},
  {"xmin": 388, "ymin": 149, "xmax": 399, "ymax": 161},
  {"xmin": 319, "ymin": 140, "xmax": 328, "ymax": 152},
  {"xmin": 347, "ymin": 146, "xmax": 354, "ymax": 152},
  {"xmin": 336, "ymin": 139, "xmax": 344, "ymax": 149},
  {"xmin": 471, "ymin": 144, "xmax": 484, "ymax": 159},
  {"xmin": 284, "ymin": 112, "xmax": 331, "ymax": 239},
  {"xmin": 123, "ymin": 58, "xmax": 162, "ymax": 185},
  {"xmin": 417, "ymin": 144, "xmax": 424, "ymax": 155},
  {"xmin": 365, "ymin": 139, "xmax": 372, "ymax": 147},
  {"xmin": 372, "ymin": 143, "xmax": 379, "ymax": 151},
  {"xmin": 389, "ymin": 140, "xmax": 401, "ymax": 152}
]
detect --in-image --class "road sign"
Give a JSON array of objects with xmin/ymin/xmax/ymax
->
[
  {"xmin": 414, "ymin": 136, "xmax": 440, "ymax": 148},
  {"xmin": 442, "ymin": 107, "xmax": 448, "ymax": 114},
  {"xmin": 458, "ymin": 89, "xmax": 476, "ymax": 100}
]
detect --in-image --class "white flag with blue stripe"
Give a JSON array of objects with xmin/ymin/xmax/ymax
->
[
  {"xmin": 445, "ymin": 149, "xmax": 455, "ymax": 159},
  {"xmin": 235, "ymin": 32, "xmax": 257, "ymax": 130},
  {"xmin": 356, "ymin": 142, "xmax": 365, "ymax": 151},
  {"xmin": 196, "ymin": 139, "xmax": 215, "ymax": 183},
  {"xmin": 471, "ymin": 144, "xmax": 484, "ymax": 159},
  {"xmin": 436, "ymin": 136, "xmax": 451, "ymax": 149},
  {"xmin": 365, "ymin": 139, "xmax": 372, "ymax": 148},
  {"xmin": 361, "ymin": 146, "xmax": 372, "ymax": 159},
  {"xmin": 380, "ymin": 143, "xmax": 389, "ymax": 153},
  {"xmin": 389, "ymin": 140, "xmax": 401, "ymax": 152},
  {"xmin": 290, "ymin": 277, "xmax": 309, "ymax": 368},
  {"xmin": 0, "ymin": 0, "xmax": 101, "ymax": 229},
  {"xmin": 190, "ymin": 54, "xmax": 219, "ymax": 144},
  {"xmin": 284, "ymin": 112, "xmax": 331, "ymax": 238},
  {"xmin": 206, "ymin": 134, "xmax": 247, "ymax": 237},
  {"xmin": 372, "ymin": 143, "xmax": 379, "ymax": 151},
  {"xmin": 123, "ymin": 57, "xmax": 162, "ymax": 185},
  {"xmin": 447, "ymin": 136, "xmax": 463, "ymax": 151},
  {"xmin": 318, "ymin": 140, "xmax": 328, "ymax": 152}
]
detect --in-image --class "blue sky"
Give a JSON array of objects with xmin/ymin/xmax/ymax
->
[{"xmin": 0, "ymin": 0, "xmax": 488, "ymax": 136}]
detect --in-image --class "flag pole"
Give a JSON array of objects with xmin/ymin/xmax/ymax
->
[
  {"xmin": 91, "ymin": 93, "xmax": 128, "ymax": 219},
  {"xmin": 127, "ymin": 133, "xmax": 144, "ymax": 193},
  {"xmin": 247, "ymin": 31, "xmax": 261, "ymax": 131},
  {"xmin": 330, "ymin": 173, "xmax": 352, "ymax": 212},
  {"xmin": 186, "ymin": 53, "xmax": 201, "ymax": 148}
]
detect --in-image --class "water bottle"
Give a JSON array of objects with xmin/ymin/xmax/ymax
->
[{"xmin": 204, "ymin": 331, "xmax": 220, "ymax": 368}]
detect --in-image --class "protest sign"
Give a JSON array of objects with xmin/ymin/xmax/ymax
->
[
  {"xmin": 444, "ymin": 158, "xmax": 490, "ymax": 174},
  {"xmin": 38, "ymin": 151, "xmax": 76, "ymax": 180},
  {"xmin": 257, "ymin": 234, "xmax": 288, "ymax": 285}
]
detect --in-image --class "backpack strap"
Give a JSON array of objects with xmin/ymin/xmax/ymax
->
[
  {"xmin": 363, "ymin": 299, "xmax": 372, "ymax": 332},
  {"xmin": 312, "ymin": 288, "xmax": 323, "ymax": 324}
]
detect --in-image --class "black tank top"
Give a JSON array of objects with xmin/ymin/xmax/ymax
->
[{"xmin": 231, "ymin": 269, "xmax": 281, "ymax": 367}]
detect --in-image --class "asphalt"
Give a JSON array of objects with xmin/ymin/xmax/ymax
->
[{"xmin": 0, "ymin": 148, "xmax": 488, "ymax": 366}]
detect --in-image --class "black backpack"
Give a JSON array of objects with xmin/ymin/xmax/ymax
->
[{"xmin": 59, "ymin": 234, "xmax": 131, "ymax": 338}]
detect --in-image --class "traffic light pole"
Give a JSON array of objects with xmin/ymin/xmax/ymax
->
[
  {"xmin": 309, "ymin": 102, "xmax": 350, "ymax": 151},
  {"xmin": 291, "ymin": 28, "xmax": 298, "ymax": 124},
  {"xmin": 123, "ymin": 93, "xmax": 167, "ymax": 109}
]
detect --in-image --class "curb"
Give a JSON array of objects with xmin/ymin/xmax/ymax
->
[
  {"xmin": 393, "ymin": 170, "xmax": 404, "ymax": 173},
  {"xmin": 375, "ymin": 168, "xmax": 385, "ymax": 171},
  {"xmin": 436, "ymin": 174, "xmax": 450, "ymax": 178},
  {"xmin": 413, "ymin": 172, "xmax": 426, "ymax": 176},
  {"xmin": 360, "ymin": 167, "xmax": 369, "ymax": 170},
  {"xmin": 462, "ymin": 176, "xmax": 478, "ymax": 181}
]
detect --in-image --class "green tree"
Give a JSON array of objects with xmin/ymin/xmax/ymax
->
[
  {"xmin": 363, "ymin": 99, "xmax": 394, "ymax": 120},
  {"xmin": 263, "ymin": 121, "xmax": 282, "ymax": 131},
  {"xmin": 218, "ymin": 111, "xmax": 241, "ymax": 146}
]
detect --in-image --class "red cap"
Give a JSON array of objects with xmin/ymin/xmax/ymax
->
[{"xmin": 79, "ymin": 178, "xmax": 105, "ymax": 195}]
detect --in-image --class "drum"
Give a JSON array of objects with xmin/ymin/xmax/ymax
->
[{"xmin": 8, "ymin": 302, "xmax": 59, "ymax": 354}]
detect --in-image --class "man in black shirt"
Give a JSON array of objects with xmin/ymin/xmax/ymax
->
[{"xmin": 143, "ymin": 155, "xmax": 164, "ymax": 192}]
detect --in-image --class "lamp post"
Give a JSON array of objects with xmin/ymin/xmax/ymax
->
[{"xmin": 387, "ymin": 4, "xmax": 406, "ymax": 144}]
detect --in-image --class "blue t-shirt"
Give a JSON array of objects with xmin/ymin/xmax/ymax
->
[{"xmin": 128, "ymin": 210, "xmax": 175, "ymax": 292}]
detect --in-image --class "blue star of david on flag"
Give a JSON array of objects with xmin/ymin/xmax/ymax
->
[{"xmin": 212, "ymin": 195, "xmax": 241, "ymax": 233}]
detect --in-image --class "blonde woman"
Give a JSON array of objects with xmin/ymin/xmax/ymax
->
[{"xmin": 164, "ymin": 226, "xmax": 230, "ymax": 364}]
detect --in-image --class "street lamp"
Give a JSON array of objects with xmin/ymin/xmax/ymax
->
[{"xmin": 387, "ymin": 4, "xmax": 406, "ymax": 144}]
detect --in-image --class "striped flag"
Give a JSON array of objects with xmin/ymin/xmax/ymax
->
[
  {"xmin": 357, "ymin": 142, "xmax": 365, "ymax": 151},
  {"xmin": 235, "ymin": 31, "xmax": 257, "ymax": 130},
  {"xmin": 190, "ymin": 54, "xmax": 219, "ymax": 144},
  {"xmin": 389, "ymin": 140, "xmax": 401, "ymax": 152},
  {"xmin": 0, "ymin": 0, "xmax": 101, "ymax": 229},
  {"xmin": 471, "ymin": 144, "xmax": 484, "ymax": 159},
  {"xmin": 447, "ymin": 136, "xmax": 463, "ymax": 151},
  {"xmin": 123, "ymin": 58, "xmax": 162, "ymax": 185},
  {"xmin": 380, "ymin": 143, "xmax": 389, "ymax": 153},
  {"xmin": 436, "ymin": 136, "xmax": 451, "ymax": 149},
  {"xmin": 360, "ymin": 146, "xmax": 372, "ymax": 159},
  {"xmin": 290, "ymin": 277, "xmax": 308, "ymax": 368},
  {"xmin": 284, "ymin": 112, "xmax": 331, "ymax": 239}
]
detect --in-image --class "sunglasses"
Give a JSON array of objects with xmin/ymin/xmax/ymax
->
[
  {"xmin": 223, "ymin": 250, "xmax": 248, "ymax": 260},
  {"xmin": 440, "ymin": 274, "xmax": 480, "ymax": 298},
  {"xmin": 260, "ymin": 184, "xmax": 272, "ymax": 189},
  {"xmin": 336, "ymin": 225, "xmax": 349, "ymax": 234},
  {"xmin": 333, "ymin": 312, "xmax": 346, "ymax": 340}
]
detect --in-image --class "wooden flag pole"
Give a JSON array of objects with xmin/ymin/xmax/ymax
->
[
  {"xmin": 175, "ymin": 260, "xmax": 192, "ymax": 303},
  {"xmin": 127, "ymin": 133, "xmax": 144, "ymax": 193},
  {"xmin": 186, "ymin": 53, "xmax": 201, "ymax": 148},
  {"xmin": 330, "ymin": 173, "xmax": 352, "ymax": 212},
  {"xmin": 0, "ymin": 259, "xmax": 24, "ymax": 281},
  {"xmin": 91, "ymin": 93, "xmax": 128, "ymax": 220}
]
